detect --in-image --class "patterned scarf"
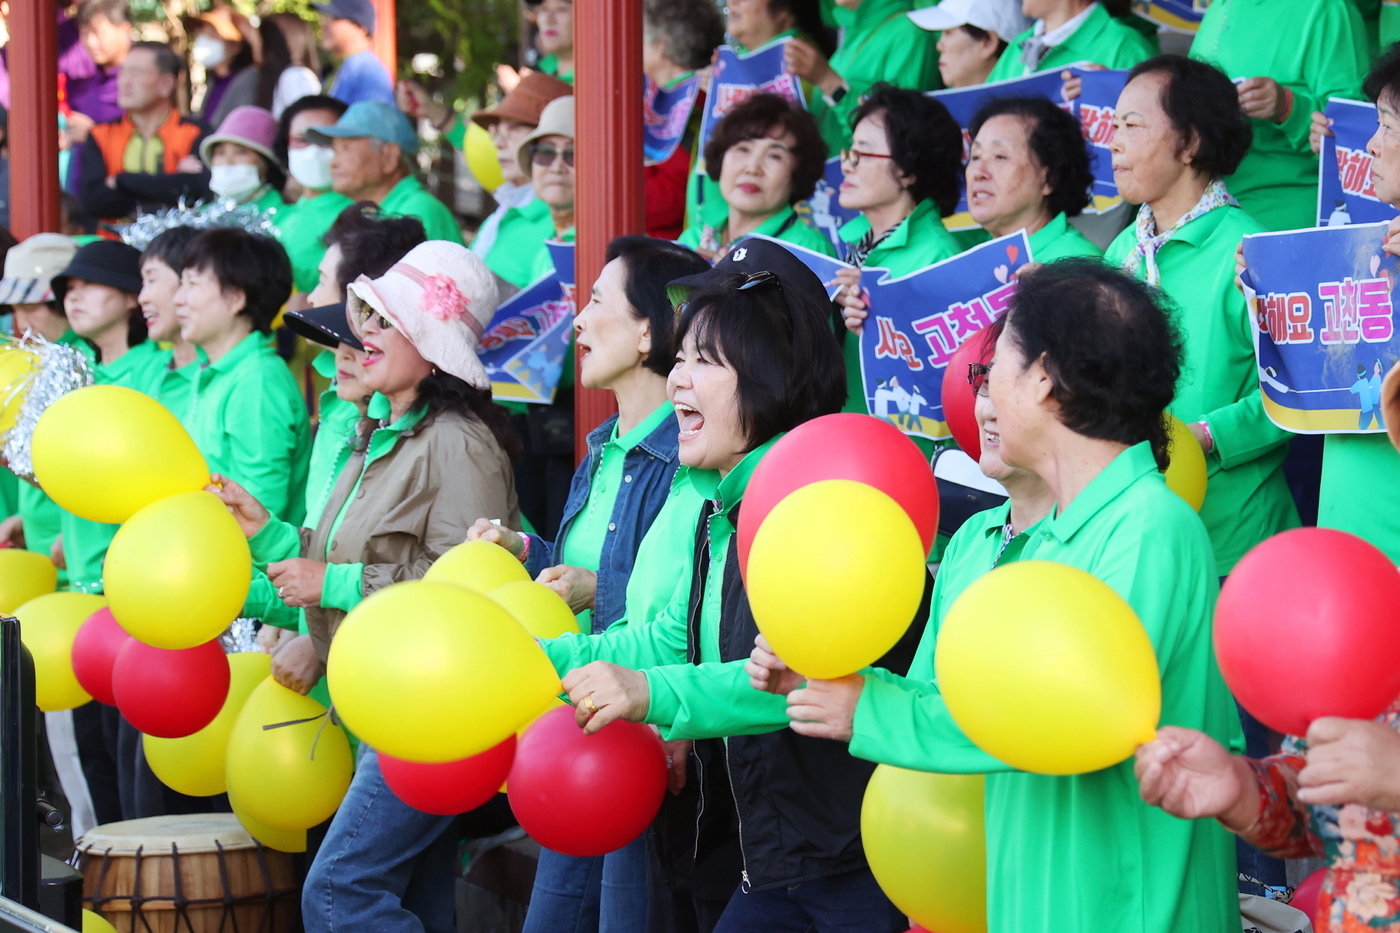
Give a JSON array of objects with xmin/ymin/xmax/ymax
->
[{"xmin": 1121, "ymin": 178, "xmax": 1238, "ymax": 287}]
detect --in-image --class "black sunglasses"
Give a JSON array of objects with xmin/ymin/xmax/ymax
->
[{"xmin": 968, "ymin": 362, "xmax": 991, "ymax": 397}]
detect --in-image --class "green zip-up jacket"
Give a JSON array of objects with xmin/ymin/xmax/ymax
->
[
  {"xmin": 1106, "ymin": 204, "xmax": 1298, "ymax": 573},
  {"xmin": 1320, "ymin": 434, "xmax": 1400, "ymax": 562},
  {"xmin": 678, "ymin": 204, "xmax": 837, "ymax": 259},
  {"xmin": 826, "ymin": 0, "xmax": 941, "ymax": 128},
  {"xmin": 986, "ymin": 4, "xmax": 1158, "ymax": 83},
  {"xmin": 275, "ymin": 191, "xmax": 355, "ymax": 294},
  {"xmin": 853, "ymin": 442, "xmax": 1240, "ymax": 933},
  {"xmin": 1189, "ymin": 0, "xmax": 1367, "ymax": 232}
]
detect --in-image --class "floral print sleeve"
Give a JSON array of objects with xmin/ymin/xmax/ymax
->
[{"xmin": 1237, "ymin": 749, "xmax": 1323, "ymax": 860}]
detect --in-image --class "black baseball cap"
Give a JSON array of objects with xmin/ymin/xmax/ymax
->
[
  {"xmin": 666, "ymin": 237, "xmax": 830, "ymax": 314},
  {"xmin": 284, "ymin": 302, "xmax": 363, "ymax": 350}
]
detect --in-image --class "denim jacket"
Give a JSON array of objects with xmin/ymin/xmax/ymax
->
[{"xmin": 523, "ymin": 409, "xmax": 681, "ymax": 632}]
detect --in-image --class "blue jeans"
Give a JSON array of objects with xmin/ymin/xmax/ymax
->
[
  {"xmin": 521, "ymin": 835, "xmax": 651, "ymax": 933},
  {"xmin": 302, "ymin": 748, "xmax": 457, "ymax": 933},
  {"xmin": 712, "ymin": 868, "xmax": 904, "ymax": 933}
]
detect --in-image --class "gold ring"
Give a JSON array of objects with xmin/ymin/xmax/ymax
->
[{"xmin": 583, "ymin": 695, "xmax": 599, "ymax": 715}]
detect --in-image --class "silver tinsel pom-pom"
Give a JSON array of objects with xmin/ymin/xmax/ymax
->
[
  {"xmin": 119, "ymin": 198, "xmax": 281, "ymax": 251},
  {"xmin": 220, "ymin": 617, "xmax": 260, "ymax": 654},
  {"xmin": 1, "ymin": 335, "xmax": 93, "ymax": 480}
]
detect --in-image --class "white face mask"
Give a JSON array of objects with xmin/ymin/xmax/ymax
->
[
  {"xmin": 288, "ymin": 145, "xmax": 334, "ymax": 191},
  {"xmin": 192, "ymin": 33, "xmax": 229, "ymax": 69},
  {"xmin": 208, "ymin": 162, "xmax": 263, "ymax": 201}
]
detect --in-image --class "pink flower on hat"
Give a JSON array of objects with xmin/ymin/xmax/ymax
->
[{"xmin": 421, "ymin": 273, "xmax": 471, "ymax": 323}]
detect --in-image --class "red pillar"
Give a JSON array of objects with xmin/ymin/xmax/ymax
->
[
  {"xmin": 573, "ymin": 0, "xmax": 642, "ymax": 461},
  {"xmin": 9, "ymin": 0, "xmax": 61, "ymax": 238},
  {"xmin": 370, "ymin": 0, "xmax": 397, "ymax": 82}
]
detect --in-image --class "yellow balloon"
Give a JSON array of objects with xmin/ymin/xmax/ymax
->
[
  {"xmin": 0, "ymin": 549, "xmax": 57, "ymax": 614},
  {"xmin": 935, "ymin": 561, "xmax": 1161, "ymax": 775},
  {"xmin": 746, "ymin": 480, "xmax": 926, "ymax": 680},
  {"xmin": 863, "ymin": 766, "xmax": 987, "ymax": 933},
  {"xmin": 225, "ymin": 677, "xmax": 353, "ymax": 831},
  {"xmin": 328, "ymin": 581, "xmax": 560, "ymax": 762},
  {"xmin": 16, "ymin": 592, "xmax": 105, "ymax": 711},
  {"xmin": 144, "ymin": 652, "xmax": 270, "ymax": 796},
  {"xmin": 81, "ymin": 908, "xmax": 118, "ymax": 933},
  {"xmin": 104, "ymin": 491, "xmax": 252, "ymax": 649},
  {"xmin": 490, "ymin": 580, "xmax": 583, "ymax": 639},
  {"xmin": 464, "ymin": 120, "xmax": 505, "ymax": 194},
  {"xmin": 1163, "ymin": 414, "xmax": 1207, "ymax": 511},
  {"xmin": 0, "ymin": 343, "xmax": 40, "ymax": 438},
  {"xmin": 424, "ymin": 539, "xmax": 531, "ymax": 593},
  {"xmin": 32, "ymin": 384, "xmax": 208, "ymax": 524},
  {"xmin": 228, "ymin": 787, "xmax": 308, "ymax": 853}
]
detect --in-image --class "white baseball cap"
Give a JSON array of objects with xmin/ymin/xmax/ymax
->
[{"xmin": 908, "ymin": 0, "xmax": 1032, "ymax": 43}]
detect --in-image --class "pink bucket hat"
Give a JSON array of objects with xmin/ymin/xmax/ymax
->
[
  {"xmin": 200, "ymin": 105, "xmax": 282, "ymax": 169},
  {"xmin": 344, "ymin": 241, "xmax": 501, "ymax": 390}
]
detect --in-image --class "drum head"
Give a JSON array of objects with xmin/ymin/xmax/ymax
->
[{"xmin": 75, "ymin": 814, "xmax": 254, "ymax": 855}]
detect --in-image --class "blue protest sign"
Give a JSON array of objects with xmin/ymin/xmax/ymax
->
[
  {"xmin": 1073, "ymin": 69, "xmax": 1129, "ymax": 204},
  {"xmin": 644, "ymin": 75, "xmax": 701, "ymax": 166},
  {"xmin": 797, "ymin": 157, "xmax": 862, "ymax": 253},
  {"xmin": 856, "ymin": 232, "xmax": 1032, "ymax": 440},
  {"xmin": 1241, "ymin": 222, "xmax": 1400, "ymax": 434},
  {"xmin": 1317, "ymin": 98, "xmax": 1390, "ymax": 227},
  {"xmin": 696, "ymin": 41, "xmax": 806, "ymax": 177},
  {"xmin": 1134, "ymin": 1, "xmax": 1204, "ymax": 31},
  {"xmin": 480, "ymin": 241, "xmax": 576, "ymax": 404}
]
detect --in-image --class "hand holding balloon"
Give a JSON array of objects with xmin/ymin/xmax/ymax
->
[
  {"xmin": 465, "ymin": 517, "xmax": 524, "ymax": 558},
  {"xmin": 787, "ymin": 674, "xmax": 864, "ymax": 742},
  {"xmin": 1133, "ymin": 726, "xmax": 1259, "ymax": 831},
  {"xmin": 745, "ymin": 633, "xmax": 804, "ymax": 696},
  {"xmin": 1297, "ymin": 717, "xmax": 1400, "ymax": 811},
  {"xmin": 206, "ymin": 475, "xmax": 270, "ymax": 538},
  {"xmin": 267, "ymin": 558, "xmax": 327, "ymax": 609},
  {"xmin": 563, "ymin": 661, "xmax": 651, "ymax": 735},
  {"xmin": 271, "ymin": 634, "xmax": 322, "ymax": 696},
  {"xmin": 536, "ymin": 564, "xmax": 597, "ymax": 615}
]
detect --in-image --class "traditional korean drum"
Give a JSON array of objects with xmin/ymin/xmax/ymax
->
[{"xmin": 73, "ymin": 814, "xmax": 299, "ymax": 932}]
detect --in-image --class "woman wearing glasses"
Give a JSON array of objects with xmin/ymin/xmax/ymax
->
[
  {"xmin": 678, "ymin": 93, "xmax": 835, "ymax": 261},
  {"xmin": 517, "ymin": 95, "xmax": 578, "ymax": 284},
  {"xmin": 209, "ymin": 241, "xmax": 521, "ymax": 933}
]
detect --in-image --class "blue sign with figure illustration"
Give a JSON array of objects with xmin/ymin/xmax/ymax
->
[
  {"xmin": 644, "ymin": 74, "xmax": 701, "ymax": 166},
  {"xmin": 1317, "ymin": 98, "xmax": 1391, "ymax": 228},
  {"xmin": 1240, "ymin": 222, "xmax": 1400, "ymax": 434},
  {"xmin": 696, "ymin": 41, "xmax": 806, "ymax": 176},
  {"xmin": 480, "ymin": 241, "xmax": 575, "ymax": 404}
]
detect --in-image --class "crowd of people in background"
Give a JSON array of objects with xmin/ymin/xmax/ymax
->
[{"xmin": 0, "ymin": 0, "xmax": 1398, "ymax": 932}]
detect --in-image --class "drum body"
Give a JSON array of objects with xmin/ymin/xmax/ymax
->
[{"xmin": 73, "ymin": 814, "xmax": 299, "ymax": 933}]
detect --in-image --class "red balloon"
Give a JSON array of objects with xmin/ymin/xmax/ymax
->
[
  {"xmin": 111, "ymin": 638, "xmax": 230, "ymax": 738},
  {"xmin": 737, "ymin": 413, "xmax": 938, "ymax": 571},
  {"xmin": 71, "ymin": 608, "xmax": 133, "ymax": 706},
  {"xmin": 507, "ymin": 706, "xmax": 666, "ymax": 857},
  {"xmin": 380, "ymin": 736, "xmax": 517, "ymax": 815},
  {"xmin": 1215, "ymin": 527, "xmax": 1400, "ymax": 737},
  {"xmin": 1289, "ymin": 868, "xmax": 1325, "ymax": 924},
  {"xmin": 939, "ymin": 326, "xmax": 995, "ymax": 465}
]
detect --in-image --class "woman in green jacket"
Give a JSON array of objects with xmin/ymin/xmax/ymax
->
[
  {"xmin": 1105, "ymin": 55, "xmax": 1298, "ymax": 577},
  {"xmin": 678, "ymin": 93, "xmax": 835, "ymax": 260},
  {"xmin": 752, "ymin": 260, "xmax": 1240, "ymax": 933},
  {"xmin": 986, "ymin": 0, "xmax": 1157, "ymax": 82}
]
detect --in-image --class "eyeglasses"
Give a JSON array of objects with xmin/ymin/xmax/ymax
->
[
  {"xmin": 839, "ymin": 148, "xmax": 895, "ymax": 170},
  {"xmin": 530, "ymin": 143, "xmax": 576, "ymax": 168},
  {"xmin": 968, "ymin": 362, "xmax": 991, "ymax": 397},
  {"xmin": 735, "ymin": 270, "xmax": 781, "ymax": 293},
  {"xmin": 355, "ymin": 305, "xmax": 394, "ymax": 332}
]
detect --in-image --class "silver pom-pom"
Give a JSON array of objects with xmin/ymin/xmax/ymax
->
[
  {"xmin": 220, "ymin": 617, "xmax": 260, "ymax": 654},
  {"xmin": 1, "ymin": 335, "xmax": 93, "ymax": 480},
  {"xmin": 119, "ymin": 198, "xmax": 281, "ymax": 250}
]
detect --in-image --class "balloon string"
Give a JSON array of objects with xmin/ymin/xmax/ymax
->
[{"xmin": 261, "ymin": 708, "xmax": 338, "ymax": 762}]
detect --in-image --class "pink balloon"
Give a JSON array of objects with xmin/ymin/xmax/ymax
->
[
  {"xmin": 381, "ymin": 736, "xmax": 516, "ymax": 815},
  {"xmin": 111, "ymin": 639, "xmax": 230, "ymax": 738},
  {"xmin": 508, "ymin": 707, "xmax": 666, "ymax": 857},
  {"xmin": 71, "ymin": 608, "xmax": 133, "ymax": 706}
]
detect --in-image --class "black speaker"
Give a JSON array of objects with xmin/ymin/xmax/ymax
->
[{"xmin": 36, "ymin": 856, "xmax": 79, "ymax": 928}]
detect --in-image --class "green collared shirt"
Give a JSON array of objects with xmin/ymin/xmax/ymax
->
[
  {"xmin": 275, "ymin": 191, "xmax": 356, "ymax": 294},
  {"xmin": 826, "ymin": 0, "xmax": 941, "ymax": 127},
  {"xmin": 379, "ymin": 175, "xmax": 465, "ymax": 245},
  {"xmin": 1319, "ymin": 433, "xmax": 1400, "ymax": 562},
  {"xmin": 1106, "ymin": 204, "xmax": 1298, "ymax": 572},
  {"xmin": 987, "ymin": 4, "xmax": 1158, "ymax": 83},
  {"xmin": 560, "ymin": 401, "xmax": 675, "ymax": 632},
  {"xmin": 183, "ymin": 331, "xmax": 312, "ymax": 525},
  {"xmin": 1027, "ymin": 212, "xmax": 1103, "ymax": 263},
  {"xmin": 678, "ymin": 204, "xmax": 836, "ymax": 258},
  {"xmin": 484, "ymin": 198, "xmax": 556, "ymax": 290}
]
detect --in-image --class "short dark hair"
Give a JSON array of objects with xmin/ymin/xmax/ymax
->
[
  {"xmin": 851, "ymin": 84, "xmax": 962, "ymax": 216},
  {"xmin": 1003, "ymin": 259, "xmax": 1183, "ymax": 470},
  {"xmin": 77, "ymin": 0, "xmax": 129, "ymax": 28},
  {"xmin": 275, "ymin": 94, "xmax": 347, "ymax": 167},
  {"xmin": 644, "ymin": 0, "xmax": 724, "ymax": 71},
  {"xmin": 768, "ymin": 0, "xmax": 835, "ymax": 57},
  {"xmin": 323, "ymin": 202, "xmax": 427, "ymax": 291},
  {"xmin": 605, "ymin": 235, "xmax": 709, "ymax": 377},
  {"xmin": 674, "ymin": 275, "xmax": 845, "ymax": 450},
  {"xmin": 1127, "ymin": 54, "xmax": 1251, "ymax": 180},
  {"xmin": 139, "ymin": 225, "xmax": 199, "ymax": 271},
  {"xmin": 703, "ymin": 93, "xmax": 827, "ymax": 205},
  {"xmin": 969, "ymin": 96, "xmax": 1093, "ymax": 219},
  {"xmin": 1364, "ymin": 42, "xmax": 1400, "ymax": 104},
  {"xmin": 180, "ymin": 228, "xmax": 292, "ymax": 334},
  {"xmin": 959, "ymin": 23, "xmax": 1007, "ymax": 56},
  {"xmin": 130, "ymin": 40, "xmax": 182, "ymax": 79}
]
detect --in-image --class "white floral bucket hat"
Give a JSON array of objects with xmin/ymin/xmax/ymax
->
[{"xmin": 345, "ymin": 241, "xmax": 501, "ymax": 390}]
